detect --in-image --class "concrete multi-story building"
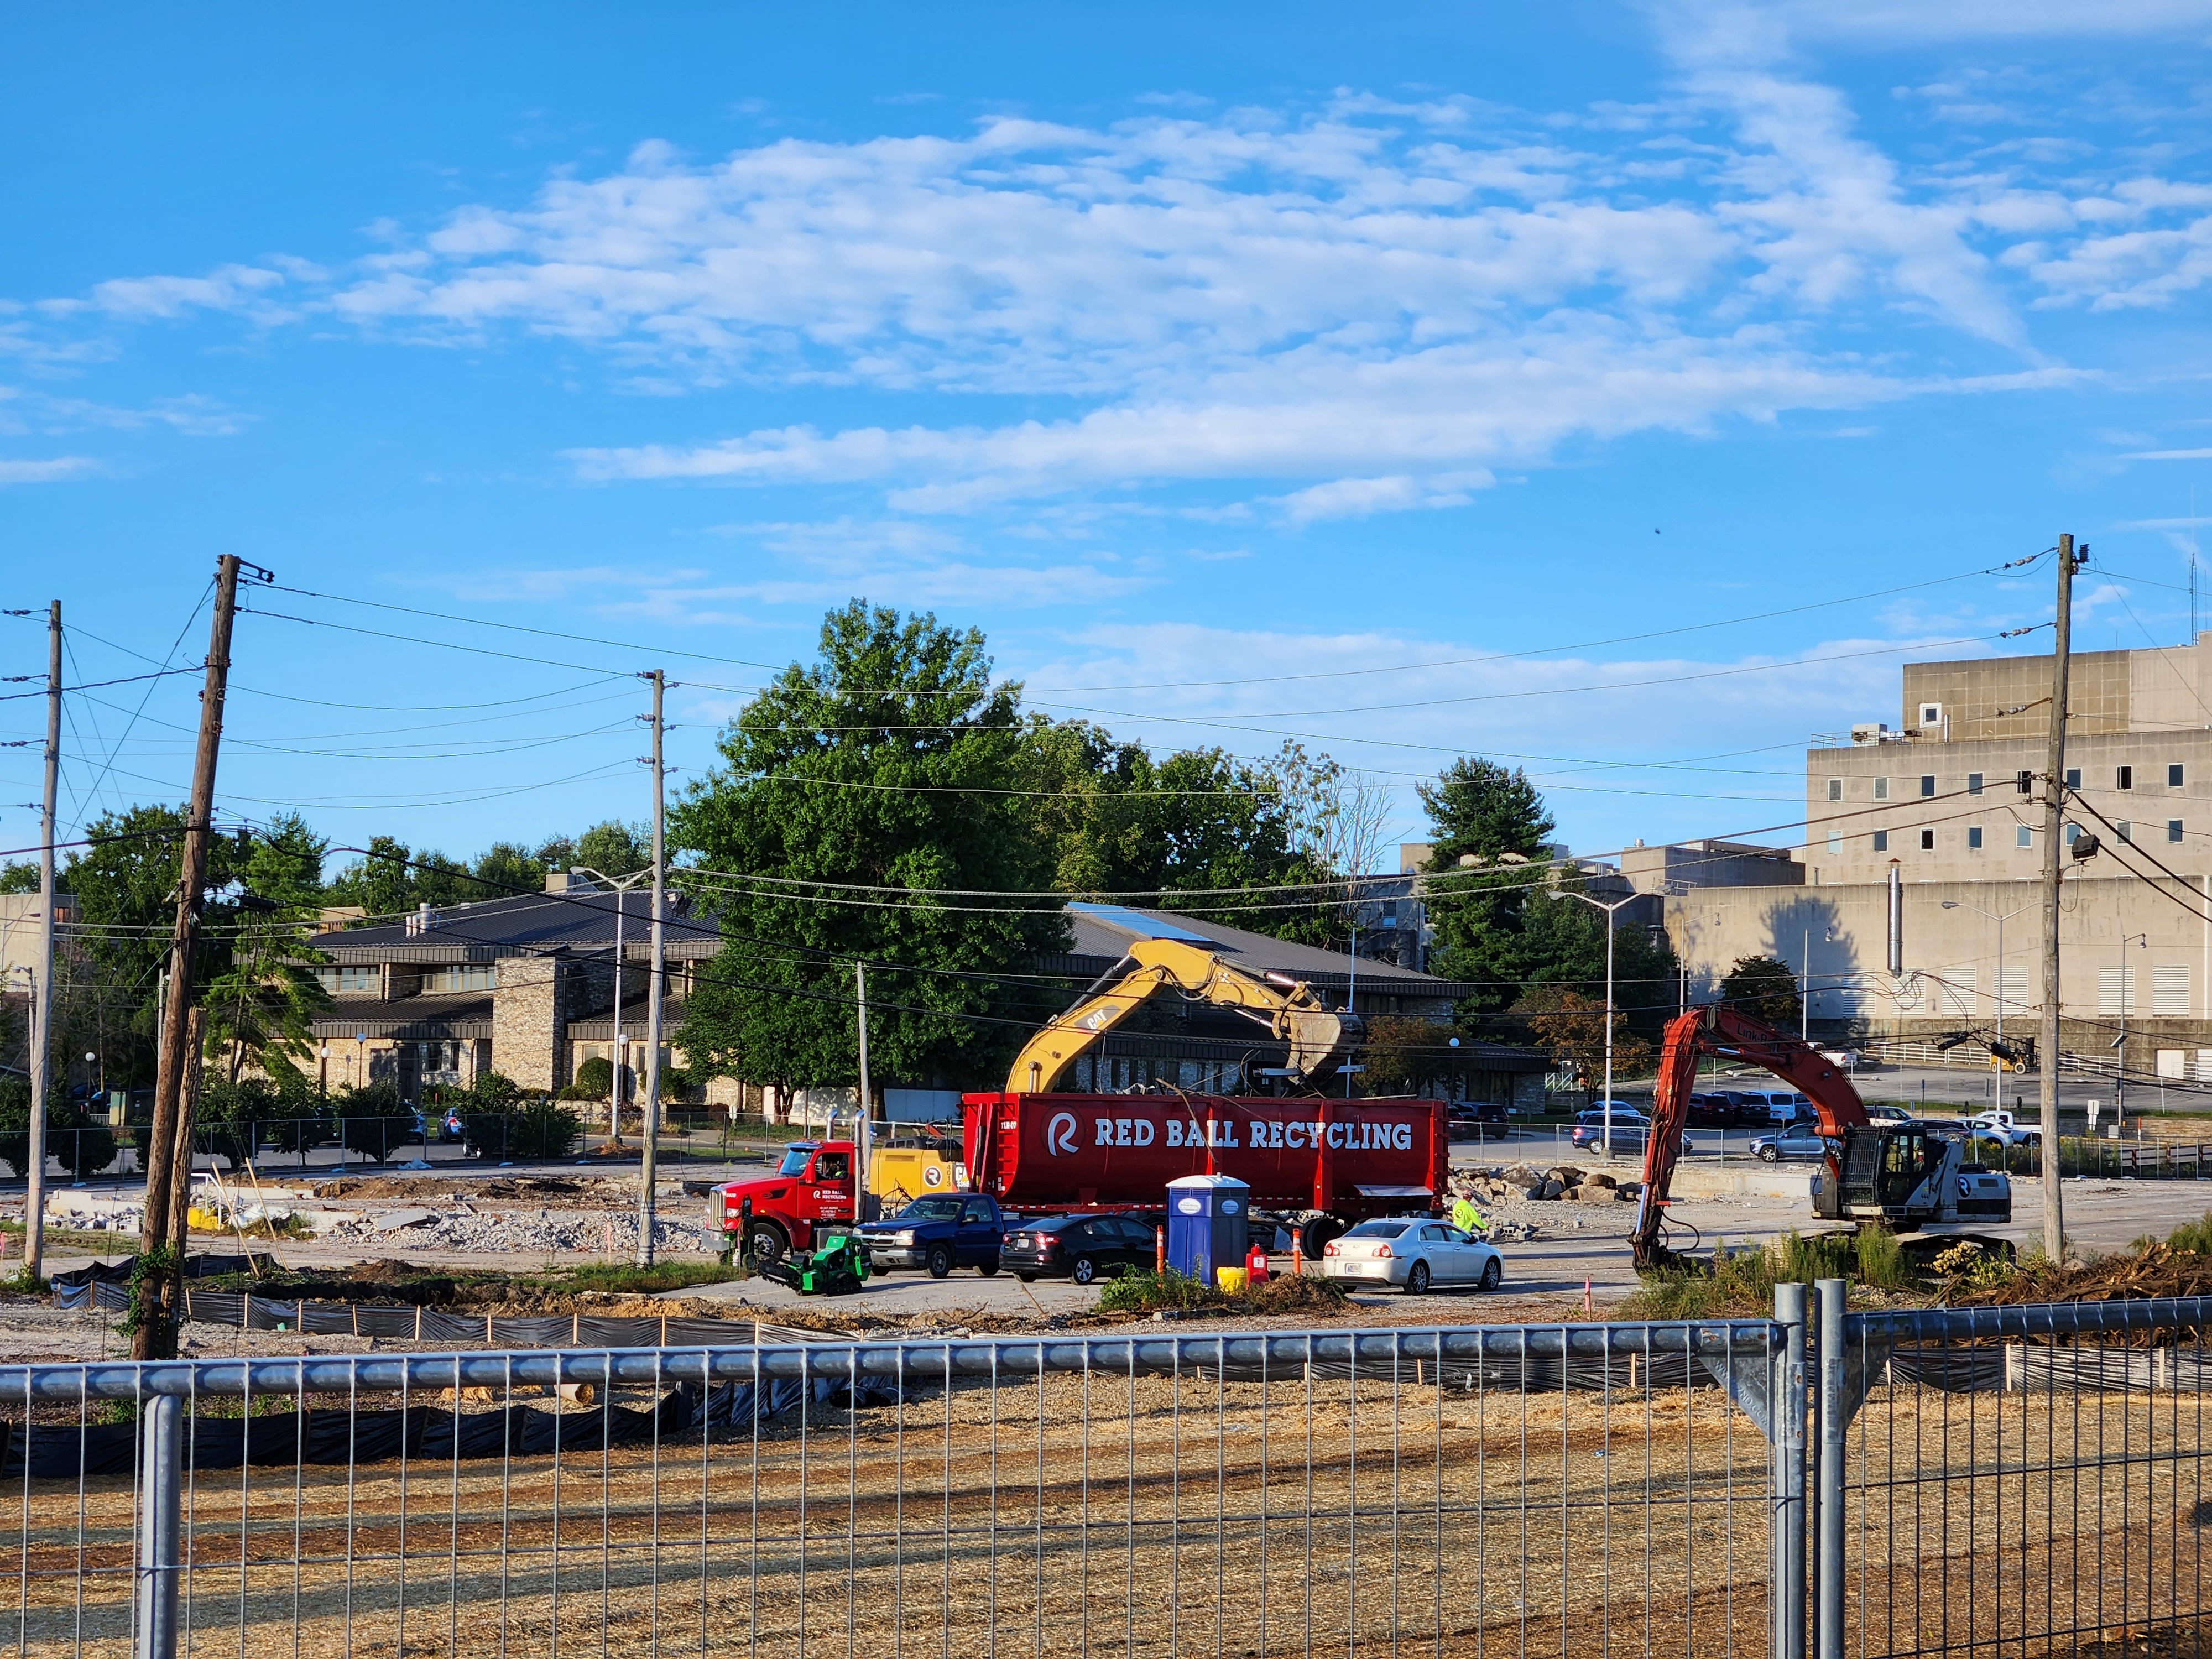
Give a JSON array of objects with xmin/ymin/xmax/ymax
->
[{"xmin": 1636, "ymin": 639, "xmax": 2212, "ymax": 1082}]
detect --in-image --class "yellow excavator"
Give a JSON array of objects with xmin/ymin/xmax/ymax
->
[{"xmin": 1003, "ymin": 937, "xmax": 1363, "ymax": 1094}]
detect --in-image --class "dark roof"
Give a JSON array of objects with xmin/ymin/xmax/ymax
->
[
  {"xmin": 1050, "ymin": 902, "xmax": 1458, "ymax": 997},
  {"xmin": 314, "ymin": 886, "xmax": 722, "ymax": 964},
  {"xmin": 309, "ymin": 997, "xmax": 494, "ymax": 1041}
]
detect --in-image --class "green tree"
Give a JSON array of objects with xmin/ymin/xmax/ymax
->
[
  {"xmin": 1720, "ymin": 954, "xmax": 1802, "ymax": 1030},
  {"xmin": 674, "ymin": 600, "xmax": 1071, "ymax": 1092},
  {"xmin": 0, "ymin": 862, "xmax": 37, "ymax": 894},
  {"xmin": 201, "ymin": 815, "xmax": 333, "ymax": 1085},
  {"xmin": 1022, "ymin": 724, "xmax": 1334, "ymax": 942},
  {"xmin": 1418, "ymin": 760, "xmax": 1677, "ymax": 1030},
  {"xmin": 324, "ymin": 836, "xmax": 470, "ymax": 918},
  {"xmin": 573, "ymin": 821, "xmax": 651, "ymax": 880},
  {"xmin": 1511, "ymin": 985, "xmax": 1652, "ymax": 1093},
  {"xmin": 466, "ymin": 841, "xmax": 546, "ymax": 899}
]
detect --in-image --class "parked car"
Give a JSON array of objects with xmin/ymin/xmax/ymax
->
[
  {"xmin": 1684, "ymin": 1092, "xmax": 1737, "ymax": 1129},
  {"xmin": 1568, "ymin": 1108, "xmax": 1691, "ymax": 1157},
  {"xmin": 1448, "ymin": 1102, "xmax": 1512, "ymax": 1141},
  {"xmin": 1757, "ymin": 1091, "xmax": 1815, "ymax": 1126},
  {"xmin": 1968, "ymin": 1110, "xmax": 2041, "ymax": 1147},
  {"xmin": 1001, "ymin": 1213, "xmax": 1157, "ymax": 1285},
  {"xmin": 1712, "ymin": 1090, "xmax": 1778, "ymax": 1127},
  {"xmin": 859, "ymin": 1193, "xmax": 1008, "ymax": 1277},
  {"xmin": 1864, "ymin": 1104, "xmax": 1912, "ymax": 1123},
  {"xmin": 1321, "ymin": 1218, "xmax": 1503, "ymax": 1295},
  {"xmin": 1750, "ymin": 1123, "xmax": 1832, "ymax": 1162}
]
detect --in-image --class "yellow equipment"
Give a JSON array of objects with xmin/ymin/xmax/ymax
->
[
  {"xmin": 866, "ymin": 1137, "xmax": 965, "ymax": 1206},
  {"xmin": 1002, "ymin": 937, "xmax": 1361, "ymax": 1095}
]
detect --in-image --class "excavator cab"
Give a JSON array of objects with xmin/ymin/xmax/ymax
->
[{"xmin": 1819, "ymin": 1125, "xmax": 1946, "ymax": 1223}]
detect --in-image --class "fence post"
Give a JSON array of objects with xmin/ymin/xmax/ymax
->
[
  {"xmin": 1814, "ymin": 1277, "xmax": 1847, "ymax": 1659},
  {"xmin": 134, "ymin": 1391, "xmax": 182, "ymax": 1659},
  {"xmin": 1773, "ymin": 1281, "xmax": 1809, "ymax": 1659}
]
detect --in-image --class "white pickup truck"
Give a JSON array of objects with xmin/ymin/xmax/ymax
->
[{"xmin": 1967, "ymin": 1109, "xmax": 2041, "ymax": 1147}]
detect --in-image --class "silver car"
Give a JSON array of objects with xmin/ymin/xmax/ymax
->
[
  {"xmin": 1750, "ymin": 1123, "xmax": 1831, "ymax": 1162},
  {"xmin": 1322, "ymin": 1218, "xmax": 1504, "ymax": 1295}
]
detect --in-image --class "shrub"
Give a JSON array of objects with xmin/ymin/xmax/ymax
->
[
  {"xmin": 1095, "ymin": 1266, "xmax": 1221, "ymax": 1314},
  {"xmin": 1853, "ymin": 1225, "xmax": 1914, "ymax": 1291},
  {"xmin": 195, "ymin": 1074, "xmax": 329, "ymax": 1167},
  {"xmin": 332, "ymin": 1082, "xmax": 417, "ymax": 1162},
  {"xmin": 2168, "ymin": 1213, "xmax": 2212, "ymax": 1255},
  {"xmin": 568, "ymin": 1057, "xmax": 614, "ymax": 1100},
  {"xmin": 504, "ymin": 1099, "xmax": 583, "ymax": 1161},
  {"xmin": 0, "ymin": 1078, "xmax": 119, "ymax": 1180}
]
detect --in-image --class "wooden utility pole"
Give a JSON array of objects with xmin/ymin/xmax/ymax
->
[
  {"xmin": 2037, "ymin": 534, "xmax": 2081, "ymax": 1266},
  {"xmin": 27, "ymin": 602, "xmax": 59, "ymax": 1279},
  {"xmin": 635, "ymin": 669, "xmax": 666, "ymax": 1267},
  {"xmin": 134, "ymin": 555, "xmax": 241, "ymax": 1360},
  {"xmin": 168, "ymin": 1007, "xmax": 206, "ymax": 1271}
]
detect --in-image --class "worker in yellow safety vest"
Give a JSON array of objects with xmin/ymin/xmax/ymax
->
[{"xmin": 1450, "ymin": 1193, "xmax": 1487, "ymax": 1235}]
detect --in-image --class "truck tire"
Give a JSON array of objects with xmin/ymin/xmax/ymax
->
[
  {"xmin": 1297, "ymin": 1215, "xmax": 1344, "ymax": 1259},
  {"xmin": 747, "ymin": 1223, "xmax": 789, "ymax": 1267},
  {"xmin": 1071, "ymin": 1255, "xmax": 1097, "ymax": 1286},
  {"xmin": 1015, "ymin": 1272, "xmax": 1038, "ymax": 1284},
  {"xmin": 1404, "ymin": 1260, "xmax": 1431, "ymax": 1296},
  {"xmin": 978, "ymin": 1259, "xmax": 1000, "ymax": 1277},
  {"xmin": 926, "ymin": 1242, "xmax": 954, "ymax": 1279}
]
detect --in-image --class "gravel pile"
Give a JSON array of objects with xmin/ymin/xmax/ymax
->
[{"xmin": 326, "ymin": 1207, "xmax": 718, "ymax": 1256}]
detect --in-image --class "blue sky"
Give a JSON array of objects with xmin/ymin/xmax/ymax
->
[{"xmin": 7, "ymin": 0, "xmax": 2212, "ymax": 877}]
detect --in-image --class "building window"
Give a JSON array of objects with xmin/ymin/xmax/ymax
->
[
  {"xmin": 1827, "ymin": 830, "xmax": 1843, "ymax": 853},
  {"xmin": 1872, "ymin": 831, "xmax": 1889, "ymax": 852},
  {"xmin": 1874, "ymin": 777, "xmax": 1890, "ymax": 801},
  {"xmin": 1968, "ymin": 826, "xmax": 1983, "ymax": 850},
  {"xmin": 422, "ymin": 964, "xmax": 497, "ymax": 994},
  {"xmin": 2169, "ymin": 764, "xmax": 2185, "ymax": 789},
  {"xmin": 2171, "ymin": 820, "xmax": 2185, "ymax": 844},
  {"xmin": 2064, "ymin": 822, "xmax": 2083, "ymax": 846},
  {"xmin": 1919, "ymin": 828, "xmax": 1935, "ymax": 851},
  {"xmin": 2117, "ymin": 821, "xmax": 2134, "ymax": 843},
  {"xmin": 1968, "ymin": 773, "xmax": 1983, "ymax": 796},
  {"xmin": 314, "ymin": 965, "xmax": 382, "ymax": 996},
  {"xmin": 1919, "ymin": 775, "xmax": 1936, "ymax": 798},
  {"xmin": 1827, "ymin": 778, "xmax": 1843, "ymax": 801},
  {"xmin": 2017, "ymin": 824, "xmax": 2033, "ymax": 849},
  {"xmin": 2065, "ymin": 768, "xmax": 2080, "ymax": 790},
  {"xmin": 2118, "ymin": 765, "xmax": 2134, "ymax": 791}
]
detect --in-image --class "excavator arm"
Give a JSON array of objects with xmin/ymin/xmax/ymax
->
[
  {"xmin": 1003, "ymin": 937, "xmax": 1361, "ymax": 1094},
  {"xmin": 1632, "ymin": 1004, "xmax": 1870, "ymax": 1270}
]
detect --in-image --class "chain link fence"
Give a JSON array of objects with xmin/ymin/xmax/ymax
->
[{"xmin": 1, "ymin": 1297, "xmax": 2205, "ymax": 1659}]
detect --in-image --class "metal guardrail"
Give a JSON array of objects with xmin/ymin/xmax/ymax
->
[{"xmin": 4, "ymin": 1297, "xmax": 2207, "ymax": 1659}]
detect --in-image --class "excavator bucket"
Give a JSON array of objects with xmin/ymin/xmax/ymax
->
[{"xmin": 1281, "ymin": 1009, "xmax": 1364, "ymax": 1083}]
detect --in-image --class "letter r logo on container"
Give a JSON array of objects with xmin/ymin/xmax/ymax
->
[{"xmin": 1046, "ymin": 1112, "xmax": 1078, "ymax": 1156}]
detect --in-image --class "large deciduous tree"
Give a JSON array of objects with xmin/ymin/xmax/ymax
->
[{"xmin": 673, "ymin": 601, "xmax": 1071, "ymax": 1092}]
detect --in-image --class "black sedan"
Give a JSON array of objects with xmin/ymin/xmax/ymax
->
[{"xmin": 1002, "ymin": 1213, "xmax": 1159, "ymax": 1286}]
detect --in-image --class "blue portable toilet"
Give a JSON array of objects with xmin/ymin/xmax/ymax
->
[{"xmin": 1165, "ymin": 1175, "xmax": 1250, "ymax": 1284}]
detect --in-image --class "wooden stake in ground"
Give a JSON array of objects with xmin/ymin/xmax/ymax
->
[
  {"xmin": 134, "ymin": 554, "xmax": 242, "ymax": 1360},
  {"xmin": 2037, "ymin": 533, "xmax": 2080, "ymax": 1267}
]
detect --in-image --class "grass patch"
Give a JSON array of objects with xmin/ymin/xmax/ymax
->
[
  {"xmin": 560, "ymin": 1259, "xmax": 743, "ymax": 1297},
  {"xmin": 1620, "ymin": 1228, "xmax": 1913, "ymax": 1319}
]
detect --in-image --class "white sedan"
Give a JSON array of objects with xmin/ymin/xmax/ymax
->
[{"xmin": 1321, "ymin": 1218, "xmax": 1504, "ymax": 1295}]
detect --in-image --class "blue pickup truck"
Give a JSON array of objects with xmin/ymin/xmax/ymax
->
[{"xmin": 858, "ymin": 1193, "xmax": 1008, "ymax": 1278}]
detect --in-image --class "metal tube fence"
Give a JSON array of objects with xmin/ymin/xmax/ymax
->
[
  {"xmin": 1835, "ymin": 1296, "xmax": 2212, "ymax": 1659},
  {"xmin": 1, "ymin": 1320, "xmax": 1788, "ymax": 1659}
]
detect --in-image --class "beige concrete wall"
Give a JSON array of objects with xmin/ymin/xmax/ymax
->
[
  {"xmin": 1665, "ymin": 867, "xmax": 2212, "ymax": 1040},
  {"xmin": 1803, "ymin": 731, "xmax": 2212, "ymax": 886},
  {"xmin": 1898, "ymin": 641, "xmax": 2212, "ymax": 743},
  {"xmin": 493, "ymin": 956, "xmax": 566, "ymax": 1092}
]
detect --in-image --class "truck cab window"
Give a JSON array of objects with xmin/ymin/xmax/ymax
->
[{"xmin": 813, "ymin": 1153, "xmax": 849, "ymax": 1182}]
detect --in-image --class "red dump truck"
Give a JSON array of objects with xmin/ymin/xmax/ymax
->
[{"xmin": 962, "ymin": 1092, "xmax": 1451, "ymax": 1255}]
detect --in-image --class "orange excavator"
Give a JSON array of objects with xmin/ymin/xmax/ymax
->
[{"xmin": 1631, "ymin": 1004, "xmax": 2013, "ymax": 1271}]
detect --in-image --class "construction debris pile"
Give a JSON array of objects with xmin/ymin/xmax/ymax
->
[
  {"xmin": 1464, "ymin": 1164, "xmax": 1644, "ymax": 1207},
  {"xmin": 319, "ymin": 1204, "xmax": 716, "ymax": 1256},
  {"xmin": 1953, "ymin": 1241, "xmax": 2212, "ymax": 1309}
]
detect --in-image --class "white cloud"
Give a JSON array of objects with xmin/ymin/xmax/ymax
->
[{"xmin": 0, "ymin": 456, "xmax": 98, "ymax": 484}]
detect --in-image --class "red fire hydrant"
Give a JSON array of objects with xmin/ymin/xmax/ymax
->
[{"xmin": 1245, "ymin": 1239, "xmax": 1270, "ymax": 1284}]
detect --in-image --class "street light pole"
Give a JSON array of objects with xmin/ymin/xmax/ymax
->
[
  {"xmin": 1551, "ymin": 887, "xmax": 1638, "ymax": 1159},
  {"xmin": 2117, "ymin": 931, "xmax": 2147, "ymax": 1126},
  {"xmin": 573, "ymin": 865, "xmax": 655, "ymax": 1141},
  {"xmin": 1940, "ymin": 897, "xmax": 2036, "ymax": 1048}
]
